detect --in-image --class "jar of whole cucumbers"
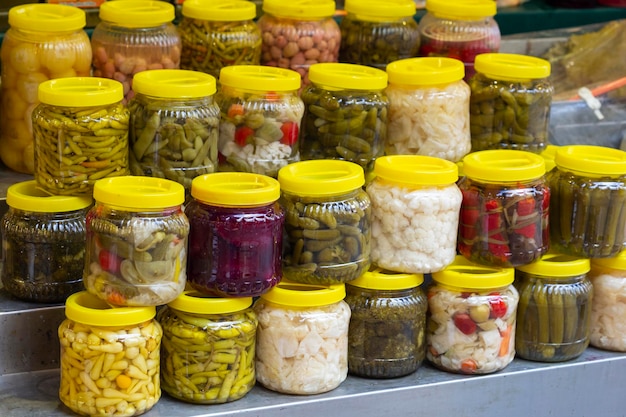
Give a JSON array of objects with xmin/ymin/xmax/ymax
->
[
  {"xmin": 515, "ymin": 254, "xmax": 592, "ymax": 362},
  {"xmin": 547, "ymin": 145, "xmax": 626, "ymax": 258},
  {"xmin": 158, "ymin": 291, "xmax": 257, "ymax": 404}
]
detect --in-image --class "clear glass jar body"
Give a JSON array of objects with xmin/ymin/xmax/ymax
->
[
  {"xmin": 589, "ymin": 263, "xmax": 626, "ymax": 351},
  {"xmin": 158, "ymin": 305, "xmax": 257, "ymax": 404},
  {"xmin": 426, "ymin": 282, "xmax": 519, "ymax": 374},
  {"xmin": 346, "ymin": 285, "xmax": 427, "ymax": 378},
  {"xmin": 0, "ymin": 27, "xmax": 92, "ymax": 174}
]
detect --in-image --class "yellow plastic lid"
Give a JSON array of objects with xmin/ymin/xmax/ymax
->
[
  {"xmin": 432, "ymin": 256, "xmax": 515, "ymax": 289},
  {"xmin": 540, "ymin": 145, "xmax": 558, "ymax": 173},
  {"xmin": 93, "ymin": 176, "xmax": 185, "ymax": 210},
  {"xmin": 278, "ymin": 160, "xmax": 365, "ymax": 197},
  {"xmin": 262, "ymin": 0, "xmax": 336, "ymax": 19},
  {"xmin": 38, "ymin": 77, "xmax": 123, "ymax": 107},
  {"xmin": 591, "ymin": 251, "xmax": 626, "ymax": 271},
  {"xmin": 345, "ymin": 0, "xmax": 416, "ymax": 18},
  {"xmin": 425, "ymin": 0, "xmax": 497, "ymax": 18},
  {"xmin": 182, "ymin": 0, "xmax": 256, "ymax": 21},
  {"xmin": 348, "ymin": 267, "xmax": 424, "ymax": 290},
  {"xmin": 219, "ymin": 65, "xmax": 301, "ymax": 92},
  {"xmin": 554, "ymin": 145, "xmax": 626, "ymax": 177},
  {"xmin": 462, "ymin": 150, "xmax": 546, "ymax": 182},
  {"xmin": 9, "ymin": 3, "xmax": 86, "ymax": 32},
  {"xmin": 7, "ymin": 180, "xmax": 92, "ymax": 213},
  {"xmin": 308, "ymin": 63, "xmax": 388, "ymax": 91},
  {"xmin": 386, "ymin": 57, "xmax": 465, "ymax": 86},
  {"xmin": 516, "ymin": 253, "xmax": 590, "ymax": 278},
  {"xmin": 191, "ymin": 172, "xmax": 281, "ymax": 206},
  {"xmin": 65, "ymin": 291, "xmax": 156, "ymax": 327},
  {"xmin": 168, "ymin": 290, "xmax": 252, "ymax": 314},
  {"xmin": 132, "ymin": 69, "xmax": 217, "ymax": 99},
  {"xmin": 373, "ymin": 155, "xmax": 458, "ymax": 186},
  {"xmin": 99, "ymin": 0, "xmax": 175, "ymax": 27},
  {"xmin": 474, "ymin": 53, "xmax": 551, "ymax": 81},
  {"xmin": 260, "ymin": 281, "xmax": 346, "ymax": 307}
]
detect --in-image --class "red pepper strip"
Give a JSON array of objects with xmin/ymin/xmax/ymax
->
[
  {"xmin": 517, "ymin": 197, "xmax": 536, "ymax": 216},
  {"xmin": 517, "ymin": 224, "xmax": 537, "ymax": 238}
]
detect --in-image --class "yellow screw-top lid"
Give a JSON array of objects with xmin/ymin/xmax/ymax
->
[
  {"xmin": 191, "ymin": 173, "xmax": 281, "ymax": 206},
  {"xmin": 99, "ymin": 0, "xmax": 175, "ymax": 27},
  {"xmin": 260, "ymin": 281, "xmax": 346, "ymax": 307},
  {"xmin": 65, "ymin": 291, "xmax": 156, "ymax": 327},
  {"xmin": 38, "ymin": 77, "xmax": 123, "ymax": 107},
  {"xmin": 168, "ymin": 291, "xmax": 252, "ymax": 314},
  {"xmin": 373, "ymin": 155, "xmax": 459, "ymax": 186},
  {"xmin": 462, "ymin": 150, "xmax": 546, "ymax": 182},
  {"xmin": 93, "ymin": 176, "xmax": 185, "ymax": 210},
  {"xmin": 133, "ymin": 69, "xmax": 217, "ymax": 99},
  {"xmin": 219, "ymin": 65, "xmax": 301, "ymax": 92},
  {"xmin": 386, "ymin": 57, "xmax": 465, "ymax": 86},
  {"xmin": 432, "ymin": 255, "xmax": 515, "ymax": 289},
  {"xmin": 9, "ymin": 3, "xmax": 86, "ymax": 32},
  {"xmin": 425, "ymin": 0, "xmax": 497, "ymax": 19},
  {"xmin": 182, "ymin": 0, "xmax": 256, "ymax": 21},
  {"xmin": 278, "ymin": 160, "xmax": 365, "ymax": 197},
  {"xmin": 591, "ymin": 251, "xmax": 626, "ymax": 271},
  {"xmin": 7, "ymin": 180, "xmax": 92, "ymax": 213},
  {"xmin": 345, "ymin": 0, "xmax": 416, "ymax": 18},
  {"xmin": 262, "ymin": 0, "xmax": 336, "ymax": 19},
  {"xmin": 348, "ymin": 267, "xmax": 424, "ymax": 291},
  {"xmin": 541, "ymin": 145, "xmax": 559, "ymax": 173},
  {"xmin": 516, "ymin": 253, "xmax": 590, "ymax": 278},
  {"xmin": 474, "ymin": 53, "xmax": 551, "ymax": 81},
  {"xmin": 309, "ymin": 63, "xmax": 388, "ymax": 91},
  {"xmin": 554, "ymin": 145, "xmax": 626, "ymax": 177}
]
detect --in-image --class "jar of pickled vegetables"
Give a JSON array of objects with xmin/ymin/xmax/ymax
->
[
  {"xmin": 515, "ymin": 254, "xmax": 592, "ymax": 362},
  {"xmin": 469, "ymin": 53, "xmax": 553, "ymax": 153},
  {"xmin": 427, "ymin": 256, "xmax": 518, "ymax": 374},
  {"xmin": 346, "ymin": 267, "xmax": 427, "ymax": 378},
  {"xmin": 32, "ymin": 77, "xmax": 130, "ymax": 196},
  {"xmin": 185, "ymin": 172, "xmax": 284, "ymax": 297},
  {"xmin": 366, "ymin": 155, "xmax": 462, "ymax": 274},
  {"xmin": 0, "ymin": 4, "xmax": 92, "ymax": 174},
  {"xmin": 278, "ymin": 159, "xmax": 371, "ymax": 285},
  {"xmin": 91, "ymin": 0, "xmax": 181, "ymax": 104},
  {"xmin": 417, "ymin": 0, "xmax": 500, "ymax": 80},
  {"xmin": 339, "ymin": 0, "xmax": 420, "ymax": 70},
  {"xmin": 178, "ymin": 0, "xmax": 261, "ymax": 78},
  {"xmin": 128, "ymin": 69, "xmax": 219, "ymax": 194},
  {"xmin": 385, "ymin": 57, "xmax": 471, "ymax": 162},
  {"xmin": 547, "ymin": 145, "xmax": 626, "ymax": 259},
  {"xmin": 84, "ymin": 176, "xmax": 189, "ymax": 307},
  {"xmin": 1, "ymin": 181, "xmax": 92, "ymax": 303},
  {"xmin": 58, "ymin": 291, "xmax": 162, "ymax": 417},
  {"xmin": 257, "ymin": 0, "xmax": 341, "ymax": 87},
  {"xmin": 458, "ymin": 149, "xmax": 550, "ymax": 268},
  {"xmin": 158, "ymin": 291, "xmax": 257, "ymax": 404},
  {"xmin": 254, "ymin": 281, "xmax": 351, "ymax": 394},
  {"xmin": 299, "ymin": 63, "xmax": 389, "ymax": 182}
]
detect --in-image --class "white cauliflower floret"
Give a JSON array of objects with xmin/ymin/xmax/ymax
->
[{"xmin": 590, "ymin": 267, "xmax": 626, "ymax": 351}]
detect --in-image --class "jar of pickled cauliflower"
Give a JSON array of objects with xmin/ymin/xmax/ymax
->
[
  {"xmin": 515, "ymin": 254, "xmax": 592, "ymax": 362},
  {"xmin": 158, "ymin": 291, "xmax": 257, "ymax": 404},
  {"xmin": 58, "ymin": 291, "xmax": 162, "ymax": 417},
  {"xmin": 427, "ymin": 256, "xmax": 518, "ymax": 374},
  {"xmin": 254, "ymin": 281, "xmax": 351, "ymax": 394},
  {"xmin": 278, "ymin": 159, "xmax": 371, "ymax": 284},
  {"xmin": 366, "ymin": 155, "xmax": 462, "ymax": 274},
  {"xmin": 185, "ymin": 172, "xmax": 284, "ymax": 297},
  {"xmin": 84, "ymin": 176, "xmax": 189, "ymax": 307},
  {"xmin": 0, "ymin": 4, "xmax": 92, "ymax": 174}
]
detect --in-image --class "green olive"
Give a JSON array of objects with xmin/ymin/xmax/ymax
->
[{"xmin": 469, "ymin": 304, "xmax": 490, "ymax": 323}]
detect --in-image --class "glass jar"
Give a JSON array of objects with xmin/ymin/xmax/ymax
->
[
  {"xmin": 385, "ymin": 57, "xmax": 471, "ymax": 162},
  {"xmin": 278, "ymin": 160, "xmax": 371, "ymax": 284},
  {"xmin": 91, "ymin": 0, "xmax": 181, "ymax": 103},
  {"xmin": 128, "ymin": 69, "xmax": 220, "ymax": 194},
  {"xmin": 0, "ymin": 4, "xmax": 92, "ymax": 174},
  {"xmin": 458, "ymin": 150, "xmax": 550, "ymax": 268},
  {"xmin": 178, "ymin": 0, "xmax": 261, "ymax": 78},
  {"xmin": 427, "ymin": 256, "xmax": 519, "ymax": 374},
  {"xmin": 257, "ymin": 0, "xmax": 341, "ymax": 87},
  {"xmin": 417, "ymin": 0, "xmax": 500, "ymax": 81},
  {"xmin": 1, "ymin": 180, "xmax": 91, "ymax": 303},
  {"xmin": 84, "ymin": 176, "xmax": 189, "ymax": 307},
  {"xmin": 32, "ymin": 77, "xmax": 130, "ymax": 196},
  {"xmin": 254, "ymin": 281, "xmax": 351, "ymax": 394},
  {"xmin": 339, "ymin": 0, "xmax": 420, "ymax": 70},
  {"xmin": 215, "ymin": 65, "xmax": 304, "ymax": 177},
  {"xmin": 185, "ymin": 172, "xmax": 284, "ymax": 297},
  {"xmin": 366, "ymin": 155, "xmax": 462, "ymax": 274},
  {"xmin": 58, "ymin": 291, "xmax": 162, "ymax": 417},
  {"xmin": 515, "ymin": 254, "xmax": 592, "ymax": 362},
  {"xmin": 158, "ymin": 291, "xmax": 257, "ymax": 404},
  {"xmin": 469, "ymin": 53, "xmax": 553, "ymax": 153},
  {"xmin": 346, "ymin": 267, "xmax": 427, "ymax": 378},
  {"xmin": 299, "ymin": 63, "xmax": 389, "ymax": 182},
  {"xmin": 547, "ymin": 145, "xmax": 626, "ymax": 258}
]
